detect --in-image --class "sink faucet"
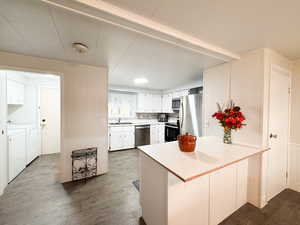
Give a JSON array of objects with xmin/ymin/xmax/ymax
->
[{"xmin": 118, "ymin": 117, "xmax": 121, "ymax": 123}]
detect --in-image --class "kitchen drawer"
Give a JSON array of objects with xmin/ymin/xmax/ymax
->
[{"xmin": 110, "ymin": 126, "xmax": 134, "ymax": 132}]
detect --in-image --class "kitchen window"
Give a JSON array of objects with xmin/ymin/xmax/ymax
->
[{"xmin": 108, "ymin": 91, "xmax": 137, "ymax": 119}]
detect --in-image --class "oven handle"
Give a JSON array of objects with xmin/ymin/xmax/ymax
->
[
  {"xmin": 135, "ymin": 125, "xmax": 150, "ymax": 129},
  {"xmin": 166, "ymin": 125, "xmax": 178, "ymax": 129}
]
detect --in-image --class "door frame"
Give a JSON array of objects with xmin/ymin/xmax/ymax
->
[
  {"xmin": 0, "ymin": 66, "xmax": 63, "ymax": 195},
  {"xmin": 266, "ymin": 64, "xmax": 292, "ymax": 201},
  {"xmin": 0, "ymin": 70, "xmax": 7, "ymax": 195}
]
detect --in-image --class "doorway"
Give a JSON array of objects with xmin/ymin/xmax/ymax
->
[
  {"xmin": 0, "ymin": 69, "xmax": 61, "ymax": 193},
  {"xmin": 267, "ymin": 65, "xmax": 291, "ymax": 201}
]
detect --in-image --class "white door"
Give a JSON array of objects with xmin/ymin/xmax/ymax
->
[
  {"xmin": 40, "ymin": 88, "xmax": 60, "ymax": 154},
  {"xmin": 267, "ymin": 65, "xmax": 290, "ymax": 201},
  {"xmin": 0, "ymin": 71, "xmax": 7, "ymax": 194}
]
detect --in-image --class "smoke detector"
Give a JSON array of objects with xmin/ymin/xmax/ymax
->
[{"xmin": 72, "ymin": 42, "xmax": 88, "ymax": 54}]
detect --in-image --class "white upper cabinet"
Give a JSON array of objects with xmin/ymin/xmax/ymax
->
[
  {"xmin": 7, "ymin": 79, "xmax": 25, "ymax": 105},
  {"xmin": 133, "ymin": 89, "xmax": 189, "ymax": 114},
  {"xmin": 162, "ymin": 93, "xmax": 173, "ymax": 113},
  {"xmin": 137, "ymin": 92, "xmax": 162, "ymax": 113},
  {"xmin": 152, "ymin": 94, "xmax": 162, "ymax": 112}
]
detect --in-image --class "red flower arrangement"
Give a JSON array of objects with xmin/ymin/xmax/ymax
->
[
  {"xmin": 212, "ymin": 101, "xmax": 246, "ymax": 144},
  {"xmin": 212, "ymin": 101, "xmax": 246, "ymax": 130}
]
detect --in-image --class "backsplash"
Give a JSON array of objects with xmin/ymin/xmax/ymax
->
[
  {"xmin": 136, "ymin": 113, "xmax": 158, "ymax": 119},
  {"xmin": 136, "ymin": 112, "xmax": 179, "ymax": 120}
]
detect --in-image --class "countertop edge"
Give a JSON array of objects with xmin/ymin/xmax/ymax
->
[{"xmin": 138, "ymin": 147, "xmax": 270, "ymax": 183}]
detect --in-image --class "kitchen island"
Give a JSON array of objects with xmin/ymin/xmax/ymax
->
[{"xmin": 138, "ymin": 136, "xmax": 268, "ymax": 225}]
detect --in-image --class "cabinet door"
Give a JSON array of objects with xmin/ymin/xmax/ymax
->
[
  {"xmin": 123, "ymin": 126, "xmax": 135, "ymax": 149},
  {"xmin": 7, "ymin": 80, "xmax": 15, "ymax": 104},
  {"xmin": 152, "ymin": 94, "xmax": 162, "ymax": 112},
  {"xmin": 27, "ymin": 128, "xmax": 41, "ymax": 165},
  {"xmin": 7, "ymin": 80, "xmax": 25, "ymax": 105},
  {"xmin": 16, "ymin": 82, "xmax": 25, "ymax": 104},
  {"xmin": 158, "ymin": 125, "xmax": 165, "ymax": 143},
  {"xmin": 180, "ymin": 89, "xmax": 189, "ymax": 97},
  {"xmin": 145, "ymin": 93, "xmax": 153, "ymax": 112},
  {"xmin": 167, "ymin": 93, "xmax": 173, "ymax": 113},
  {"xmin": 172, "ymin": 91, "xmax": 180, "ymax": 99},
  {"xmin": 162, "ymin": 94, "xmax": 167, "ymax": 112},
  {"xmin": 209, "ymin": 164, "xmax": 237, "ymax": 225},
  {"xmin": 150, "ymin": 125, "xmax": 158, "ymax": 144},
  {"xmin": 109, "ymin": 130, "xmax": 123, "ymax": 151},
  {"xmin": 8, "ymin": 132, "xmax": 26, "ymax": 182},
  {"xmin": 236, "ymin": 159, "xmax": 248, "ymax": 209},
  {"xmin": 137, "ymin": 93, "xmax": 147, "ymax": 112}
]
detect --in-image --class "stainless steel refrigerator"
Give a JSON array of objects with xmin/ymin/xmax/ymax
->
[{"xmin": 179, "ymin": 93, "xmax": 202, "ymax": 137}]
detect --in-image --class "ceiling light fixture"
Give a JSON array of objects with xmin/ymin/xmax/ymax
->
[
  {"xmin": 134, "ymin": 78, "xmax": 148, "ymax": 84},
  {"xmin": 72, "ymin": 42, "xmax": 89, "ymax": 54}
]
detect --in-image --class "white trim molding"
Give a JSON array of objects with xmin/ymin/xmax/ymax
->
[
  {"xmin": 42, "ymin": 0, "xmax": 240, "ymax": 62},
  {"xmin": 288, "ymin": 143, "xmax": 300, "ymax": 192}
]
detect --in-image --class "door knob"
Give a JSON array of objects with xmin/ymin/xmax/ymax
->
[{"xmin": 270, "ymin": 133, "xmax": 278, "ymax": 139}]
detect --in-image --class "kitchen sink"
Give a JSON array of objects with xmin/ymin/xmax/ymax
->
[{"xmin": 109, "ymin": 122, "xmax": 133, "ymax": 125}]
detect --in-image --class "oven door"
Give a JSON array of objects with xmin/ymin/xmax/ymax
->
[{"xmin": 165, "ymin": 125, "xmax": 179, "ymax": 142}]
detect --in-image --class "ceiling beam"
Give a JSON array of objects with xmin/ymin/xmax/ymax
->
[{"xmin": 41, "ymin": 0, "xmax": 240, "ymax": 61}]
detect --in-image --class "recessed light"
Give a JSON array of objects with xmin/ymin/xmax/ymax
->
[{"xmin": 134, "ymin": 78, "xmax": 148, "ymax": 84}]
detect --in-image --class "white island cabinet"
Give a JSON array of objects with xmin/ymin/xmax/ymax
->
[{"xmin": 139, "ymin": 137, "xmax": 268, "ymax": 225}]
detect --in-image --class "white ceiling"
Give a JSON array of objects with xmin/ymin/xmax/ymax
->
[
  {"xmin": 103, "ymin": 0, "xmax": 300, "ymax": 59},
  {"xmin": 0, "ymin": 0, "xmax": 224, "ymax": 90}
]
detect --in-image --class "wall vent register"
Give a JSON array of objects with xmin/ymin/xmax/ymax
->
[{"xmin": 71, "ymin": 147, "xmax": 97, "ymax": 181}]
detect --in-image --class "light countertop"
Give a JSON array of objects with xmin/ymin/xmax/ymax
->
[
  {"xmin": 108, "ymin": 119, "xmax": 176, "ymax": 127},
  {"xmin": 138, "ymin": 136, "xmax": 268, "ymax": 182}
]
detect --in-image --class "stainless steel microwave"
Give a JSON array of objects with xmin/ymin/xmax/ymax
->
[{"xmin": 172, "ymin": 98, "xmax": 181, "ymax": 111}]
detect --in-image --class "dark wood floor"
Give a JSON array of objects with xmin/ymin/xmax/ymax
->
[{"xmin": 0, "ymin": 149, "xmax": 300, "ymax": 225}]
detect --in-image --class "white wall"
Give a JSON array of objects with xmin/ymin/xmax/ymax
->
[
  {"xmin": 203, "ymin": 49, "xmax": 265, "ymax": 147},
  {"xmin": 0, "ymin": 51, "xmax": 108, "ymax": 183},
  {"xmin": 203, "ymin": 63, "xmax": 230, "ymax": 137},
  {"xmin": 203, "ymin": 48, "xmax": 293, "ymax": 207},
  {"xmin": 0, "ymin": 71, "xmax": 7, "ymax": 195}
]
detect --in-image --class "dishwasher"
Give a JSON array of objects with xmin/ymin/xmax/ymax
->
[{"xmin": 135, "ymin": 125, "xmax": 150, "ymax": 147}]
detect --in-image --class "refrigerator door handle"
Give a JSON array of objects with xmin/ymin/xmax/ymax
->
[{"xmin": 181, "ymin": 100, "xmax": 184, "ymax": 132}]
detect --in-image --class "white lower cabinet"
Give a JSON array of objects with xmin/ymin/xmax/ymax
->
[
  {"xmin": 209, "ymin": 159, "xmax": 248, "ymax": 225},
  {"xmin": 26, "ymin": 128, "xmax": 41, "ymax": 165},
  {"xmin": 141, "ymin": 154, "xmax": 249, "ymax": 225},
  {"xmin": 158, "ymin": 124, "xmax": 165, "ymax": 143},
  {"xmin": 8, "ymin": 129, "xmax": 26, "ymax": 182},
  {"xmin": 109, "ymin": 126, "xmax": 135, "ymax": 151},
  {"xmin": 209, "ymin": 164, "xmax": 237, "ymax": 225},
  {"xmin": 151, "ymin": 124, "xmax": 165, "ymax": 144}
]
